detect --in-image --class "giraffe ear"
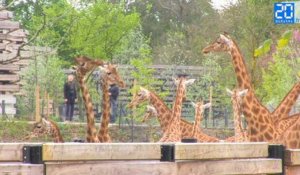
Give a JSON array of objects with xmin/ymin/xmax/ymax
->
[
  {"xmin": 203, "ymin": 103, "xmax": 212, "ymax": 109},
  {"xmin": 238, "ymin": 89, "xmax": 248, "ymax": 97},
  {"xmin": 220, "ymin": 34, "xmax": 232, "ymax": 46},
  {"xmin": 226, "ymin": 88, "xmax": 233, "ymax": 96},
  {"xmin": 185, "ymin": 79, "xmax": 196, "ymax": 86},
  {"xmin": 191, "ymin": 102, "xmax": 196, "ymax": 108},
  {"xmin": 139, "ymin": 87, "xmax": 150, "ymax": 96}
]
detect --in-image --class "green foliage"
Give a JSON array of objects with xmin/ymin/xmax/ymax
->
[
  {"xmin": 254, "ymin": 39, "xmax": 273, "ymax": 57},
  {"xmin": 69, "ymin": 1, "xmax": 140, "ymax": 60},
  {"xmin": 258, "ymin": 53, "xmax": 294, "ymax": 106},
  {"xmin": 18, "ymin": 55, "xmax": 66, "ymax": 117},
  {"xmin": 277, "ymin": 30, "xmax": 293, "ymax": 49}
]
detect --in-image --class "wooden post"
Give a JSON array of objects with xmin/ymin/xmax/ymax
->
[
  {"xmin": 209, "ymin": 86, "xmax": 213, "ymax": 126},
  {"xmin": 35, "ymin": 85, "xmax": 41, "ymax": 122},
  {"xmin": 1, "ymin": 100, "xmax": 4, "ymax": 115},
  {"xmin": 46, "ymin": 92, "xmax": 50, "ymax": 119}
]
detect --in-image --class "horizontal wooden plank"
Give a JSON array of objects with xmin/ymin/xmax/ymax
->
[
  {"xmin": 285, "ymin": 149, "xmax": 300, "ymax": 165},
  {"xmin": 0, "ymin": 84, "xmax": 19, "ymax": 92},
  {"xmin": 0, "ymin": 107, "xmax": 16, "ymax": 115},
  {"xmin": 43, "ymin": 143, "xmax": 162, "ymax": 161},
  {"xmin": 175, "ymin": 142, "xmax": 268, "ymax": 160},
  {"xmin": 0, "ymin": 143, "xmax": 26, "ymax": 161},
  {"xmin": 45, "ymin": 159, "xmax": 281, "ymax": 175},
  {"xmin": 0, "ymin": 95, "xmax": 16, "ymax": 104},
  {"xmin": 0, "ymin": 163, "xmax": 43, "ymax": 175},
  {"xmin": 0, "ymin": 11, "xmax": 13, "ymax": 19},
  {"xmin": 0, "ymin": 64, "xmax": 19, "ymax": 71},
  {"xmin": 0, "ymin": 21, "xmax": 20, "ymax": 29},
  {"xmin": 177, "ymin": 158, "xmax": 282, "ymax": 175},
  {"xmin": 0, "ymin": 74, "xmax": 19, "ymax": 81}
]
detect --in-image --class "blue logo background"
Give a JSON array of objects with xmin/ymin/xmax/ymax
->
[{"xmin": 274, "ymin": 2, "xmax": 295, "ymax": 24}]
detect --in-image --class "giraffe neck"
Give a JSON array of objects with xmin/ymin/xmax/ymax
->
[
  {"xmin": 272, "ymin": 82, "xmax": 300, "ymax": 121},
  {"xmin": 98, "ymin": 76, "xmax": 111, "ymax": 142},
  {"xmin": 49, "ymin": 120, "xmax": 64, "ymax": 143},
  {"xmin": 149, "ymin": 92, "xmax": 171, "ymax": 133},
  {"xmin": 242, "ymin": 93, "xmax": 278, "ymax": 142},
  {"xmin": 161, "ymin": 79, "xmax": 185, "ymax": 142},
  {"xmin": 232, "ymin": 98, "xmax": 245, "ymax": 140},
  {"xmin": 78, "ymin": 77, "xmax": 99, "ymax": 142},
  {"xmin": 192, "ymin": 107, "xmax": 202, "ymax": 137},
  {"xmin": 230, "ymin": 45, "xmax": 252, "ymax": 90}
]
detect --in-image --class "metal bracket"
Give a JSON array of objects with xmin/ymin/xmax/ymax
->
[
  {"xmin": 268, "ymin": 144, "xmax": 285, "ymax": 175},
  {"xmin": 160, "ymin": 144, "xmax": 175, "ymax": 162},
  {"xmin": 23, "ymin": 145, "xmax": 43, "ymax": 164}
]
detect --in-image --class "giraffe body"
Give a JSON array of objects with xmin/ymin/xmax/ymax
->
[
  {"xmin": 203, "ymin": 34, "xmax": 279, "ymax": 142},
  {"xmin": 31, "ymin": 118, "xmax": 64, "ymax": 143},
  {"xmin": 130, "ymin": 87, "xmax": 219, "ymax": 142}
]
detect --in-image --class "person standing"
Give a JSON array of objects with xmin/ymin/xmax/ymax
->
[
  {"xmin": 109, "ymin": 83, "xmax": 119, "ymax": 123},
  {"xmin": 64, "ymin": 74, "xmax": 77, "ymax": 121}
]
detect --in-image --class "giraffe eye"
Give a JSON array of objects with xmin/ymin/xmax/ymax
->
[
  {"xmin": 107, "ymin": 72, "xmax": 111, "ymax": 75},
  {"xmin": 138, "ymin": 93, "xmax": 142, "ymax": 96}
]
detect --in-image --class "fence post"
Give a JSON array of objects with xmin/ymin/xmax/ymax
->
[
  {"xmin": 268, "ymin": 144, "xmax": 285, "ymax": 175},
  {"xmin": 1, "ymin": 100, "xmax": 5, "ymax": 115},
  {"xmin": 35, "ymin": 85, "xmax": 41, "ymax": 122}
]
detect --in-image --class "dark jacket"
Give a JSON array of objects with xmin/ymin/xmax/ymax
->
[
  {"xmin": 109, "ymin": 84, "xmax": 119, "ymax": 101},
  {"xmin": 64, "ymin": 82, "xmax": 77, "ymax": 103}
]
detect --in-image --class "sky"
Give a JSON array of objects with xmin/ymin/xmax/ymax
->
[{"xmin": 211, "ymin": 0, "xmax": 238, "ymax": 10}]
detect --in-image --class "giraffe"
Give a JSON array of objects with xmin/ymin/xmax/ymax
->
[
  {"xmin": 97, "ymin": 64, "xmax": 125, "ymax": 142},
  {"xmin": 31, "ymin": 118, "xmax": 64, "ymax": 143},
  {"xmin": 202, "ymin": 34, "xmax": 280, "ymax": 142},
  {"xmin": 73, "ymin": 56, "xmax": 103, "ymax": 143},
  {"xmin": 225, "ymin": 88, "xmax": 249, "ymax": 142},
  {"xmin": 129, "ymin": 87, "xmax": 219, "ymax": 142},
  {"xmin": 277, "ymin": 116, "xmax": 300, "ymax": 148},
  {"xmin": 159, "ymin": 76, "xmax": 195, "ymax": 142},
  {"xmin": 190, "ymin": 101, "xmax": 220, "ymax": 142},
  {"xmin": 191, "ymin": 102, "xmax": 210, "ymax": 137}
]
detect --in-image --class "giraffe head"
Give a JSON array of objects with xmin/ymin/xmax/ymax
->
[
  {"xmin": 73, "ymin": 56, "xmax": 104, "ymax": 79},
  {"xmin": 202, "ymin": 33, "xmax": 234, "ymax": 54},
  {"xmin": 173, "ymin": 76, "xmax": 195, "ymax": 101},
  {"xmin": 142, "ymin": 105, "xmax": 158, "ymax": 122},
  {"xmin": 191, "ymin": 101, "xmax": 211, "ymax": 121},
  {"xmin": 99, "ymin": 64, "xmax": 125, "ymax": 88},
  {"xmin": 226, "ymin": 88, "xmax": 248, "ymax": 109},
  {"xmin": 128, "ymin": 87, "xmax": 150, "ymax": 108},
  {"xmin": 31, "ymin": 118, "xmax": 53, "ymax": 138}
]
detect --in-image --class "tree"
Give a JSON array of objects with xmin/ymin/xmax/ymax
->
[{"xmin": 69, "ymin": 1, "xmax": 140, "ymax": 61}]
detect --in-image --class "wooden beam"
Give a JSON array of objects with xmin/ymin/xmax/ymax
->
[
  {"xmin": 0, "ymin": 84, "xmax": 19, "ymax": 92},
  {"xmin": 175, "ymin": 143, "xmax": 268, "ymax": 160},
  {"xmin": 0, "ymin": 143, "xmax": 26, "ymax": 161},
  {"xmin": 0, "ymin": 11, "xmax": 13, "ymax": 19},
  {"xmin": 177, "ymin": 158, "xmax": 282, "ymax": 175},
  {"xmin": 0, "ymin": 74, "xmax": 19, "ymax": 81},
  {"xmin": 42, "ymin": 143, "xmax": 162, "ymax": 161},
  {"xmin": 0, "ymin": 107, "xmax": 16, "ymax": 115},
  {"xmin": 45, "ymin": 159, "xmax": 281, "ymax": 175},
  {"xmin": 285, "ymin": 149, "xmax": 300, "ymax": 165},
  {"xmin": 0, "ymin": 95, "xmax": 16, "ymax": 104},
  {"xmin": 0, "ymin": 21, "xmax": 20, "ymax": 29},
  {"xmin": 0, "ymin": 163, "xmax": 44, "ymax": 175},
  {"xmin": 0, "ymin": 64, "xmax": 19, "ymax": 71}
]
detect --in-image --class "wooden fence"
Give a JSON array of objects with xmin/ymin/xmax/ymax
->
[
  {"xmin": 0, "ymin": 142, "xmax": 287, "ymax": 175},
  {"xmin": 0, "ymin": 94, "xmax": 16, "ymax": 116}
]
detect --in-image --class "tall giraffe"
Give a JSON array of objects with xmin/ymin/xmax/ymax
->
[
  {"xmin": 97, "ymin": 64, "xmax": 125, "ymax": 142},
  {"xmin": 226, "ymin": 88, "xmax": 249, "ymax": 142},
  {"xmin": 31, "ymin": 118, "xmax": 64, "ymax": 143},
  {"xmin": 129, "ymin": 87, "xmax": 219, "ymax": 142},
  {"xmin": 159, "ymin": 76, "xmax": 195, "ymax": 142},
  {"xmin": 203, "ymin": 34, "xmax": 279, "ymax": 142},
  {"xmin": 74, "ymin": 56, "xmax": 103, "ymax": 143}
]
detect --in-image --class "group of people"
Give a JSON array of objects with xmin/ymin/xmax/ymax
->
[{"xmin": 63, "ymin": 74, "xmax": 119, "ymax": 123}]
